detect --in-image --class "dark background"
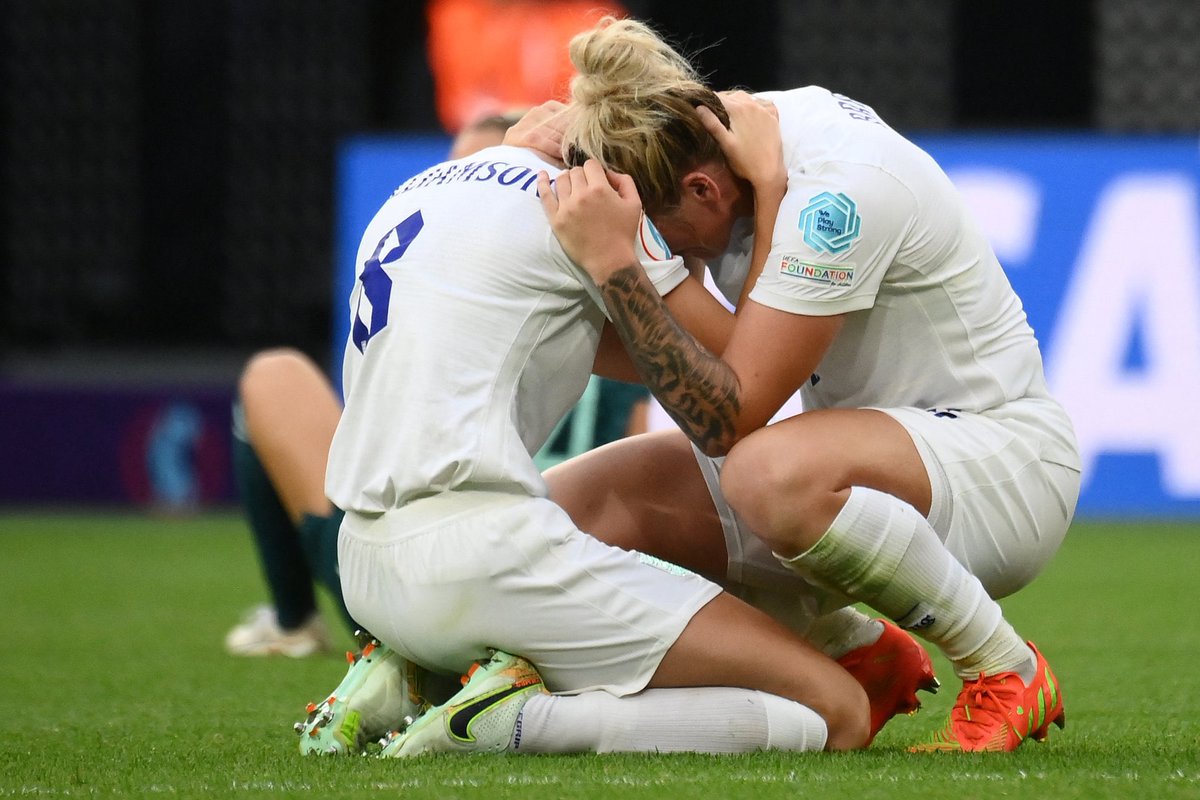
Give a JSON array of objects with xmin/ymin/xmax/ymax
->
[{"xmin": 1, "ymin": 0, "xmax": 1195, "ymax": 376}]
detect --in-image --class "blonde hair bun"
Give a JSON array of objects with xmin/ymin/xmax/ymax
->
[
  {"xmin": 563, "ymin": 16, "xmax": 727, "ymax": 213},
  {"xmin": 569, "ymin": 17, "xmax": 698, "ymax": 106}
]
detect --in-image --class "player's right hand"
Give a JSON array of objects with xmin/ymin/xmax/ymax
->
[
  {"xmin": 504, "ymin": 101, "xmax": 571, "ymax": 167},
  {"xmin": 539, "ymin": 160, "xmax": 642, "ymax": 283}
]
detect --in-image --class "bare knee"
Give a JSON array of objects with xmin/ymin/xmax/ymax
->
[
  {"xmin": 239, "ymin": 348, "xmax": 320, "ymax": 408},
  {"xmin": 754, "ymin": 656, "xmax": 871, "ymax": 751},
  {"xmin": 821, "ymin": 685, "xmax": 871, "ymax": 751},
  {"xmin": 770, "ymin": 651, "xmax": 871, "ymax": 751},
  {"xmin": 719, "ymin": 436, "xmax": 778, "ymax": 523},
  {"xmin": 720, "ymin": 432, "xmax": 843, "ymax": 556}
]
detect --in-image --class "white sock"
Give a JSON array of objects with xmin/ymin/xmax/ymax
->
[
  {"xmin": 512, "ymin": 688, "xmax": 827, "ymax": 754},
  {"xmin": 805, "ymin": 607, "xmax": 883, "ymax": 660},
  {"xmin": 778, "ymin": 486, "xmax": 1033, "ymax": 681}
]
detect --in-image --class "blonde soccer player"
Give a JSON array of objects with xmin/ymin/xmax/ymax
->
[{"xmin": 540, "ymin": 17, "xmax": 1077, "ymax": 753}]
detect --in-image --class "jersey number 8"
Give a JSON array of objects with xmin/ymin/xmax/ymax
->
[{"xmin": 352, "ymin": 210, "xmax": 424, "ymax": 352}]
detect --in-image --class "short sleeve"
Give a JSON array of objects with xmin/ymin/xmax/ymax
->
[
  {"xmin": 636, "ymin": 213, "xmax": 688, "ymax": 295},
  {"xmin": 750, "ymin": 161, "xmax": 915, "ymax": 316}
]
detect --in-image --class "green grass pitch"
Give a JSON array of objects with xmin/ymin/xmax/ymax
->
[{"xmin": 1, "ymin": 512, "xmax": 1198, "ymax": 799}]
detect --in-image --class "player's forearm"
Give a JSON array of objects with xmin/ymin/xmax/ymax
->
[
  {"xmin": 595, "ymin": 276, "xmax": 736, "ymax": 385},
  {"xmin": 735, "ymin": 184, "xmax": 785, "ymax": 312},
  {"xmin": 597, "ymin": 263, "xmax": 743, "ymax": 456}
]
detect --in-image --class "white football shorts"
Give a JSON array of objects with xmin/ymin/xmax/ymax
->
[
  {"xmin": 697, "ymin": 400, "xmax": 1081, "ymax": 601},
  {"xmin": 337, "ymin": 490, "xmax": 721, "ymax": 696}
]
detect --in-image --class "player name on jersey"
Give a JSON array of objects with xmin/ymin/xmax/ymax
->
[{"xmin": 398, "ymin": 156, "xmax": 544, "ymax": 197}]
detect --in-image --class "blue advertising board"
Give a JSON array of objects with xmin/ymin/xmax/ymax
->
[{"xmin": 334, "ymin": 133, "xmax": 1200, "ymax": 518}]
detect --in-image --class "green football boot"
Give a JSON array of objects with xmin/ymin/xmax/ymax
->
[{"xmin": 295, "ymin": 631, "xmax": 430, "ymax": 755}]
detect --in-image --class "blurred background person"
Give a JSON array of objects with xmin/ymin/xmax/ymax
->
[
  {"xmin": 426, "ymin": 0, "xmax": 628, "ymax": 133},
  {"xmin": 224, "ymin": 113, "xmax": 520, "ymax": 656}
]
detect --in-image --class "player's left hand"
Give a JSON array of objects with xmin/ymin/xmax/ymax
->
[
  {"xmin": 539, "ymin": 160, "xmax": 642, "ymax": 282},
  {"xmin": 697, "ymin": 91, "xmax": 785, "ymax": 197}
]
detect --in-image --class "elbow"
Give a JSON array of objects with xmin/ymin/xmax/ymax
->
[
  {"xmin": 695, "ymin": 426, "xmax": 747, "ymax": 459},
  {"xmin": 697, "ymin": 440, "xmax": 731, "ymax": 459}
]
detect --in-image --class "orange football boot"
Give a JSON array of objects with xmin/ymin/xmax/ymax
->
[
  {"xmin": 911, "ymin": 641, "xmax": 1065, "ymax": 752},
  {"xmin": 837, "ymin": 619, "xmax": 940, "ymax": 744}
]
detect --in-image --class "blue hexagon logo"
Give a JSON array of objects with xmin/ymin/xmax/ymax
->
[{"xmin": 799, "ymin": 192, "xmax": 861, "ymax": 254}]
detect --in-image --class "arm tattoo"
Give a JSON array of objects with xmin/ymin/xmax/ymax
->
[{"xmin": 599, "ymin": 265, "xmax": 741, "ymax": 454}]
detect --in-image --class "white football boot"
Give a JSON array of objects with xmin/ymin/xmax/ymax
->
[{"xmin": 225, "ymin": 605, "xmax": 332, "ymax": 658}]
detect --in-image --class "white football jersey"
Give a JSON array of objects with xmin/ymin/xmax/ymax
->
[
  {"xmin": 326, "ymin": 146, "xmax": 604, "ymax": 513},
  {"xmin": 709, "ymin": 87, "xmax": 1078, "ymax": 468},
  {"xmin": 326, "ymin": 146, "xmax": 681, "ymax": 513}
]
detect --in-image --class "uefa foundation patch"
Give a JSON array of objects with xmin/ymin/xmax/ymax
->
[{"xmin": 779, "ymin": 256, "xmax": 855, "ymax": 287}]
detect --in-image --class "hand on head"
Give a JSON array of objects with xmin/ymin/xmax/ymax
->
[
  {"xmin": 538, "ymin": 160, "xmax": 642, "ymax": 282},
  {"xmin": 504, "ymin": 101, "xmax": 573, "ymax": 167},
  {"xmin": 697, "ymin": 91, "xmax": 786, "ymax": 195}
]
